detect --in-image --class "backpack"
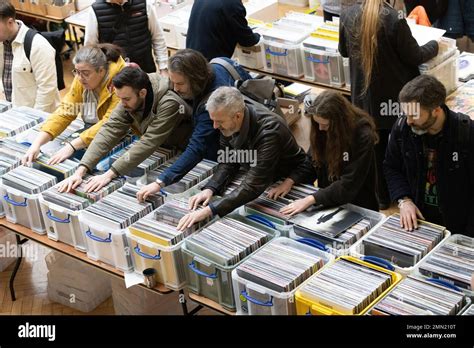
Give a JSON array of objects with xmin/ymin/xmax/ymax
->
[
  {"xmin": 24, "ymin": 28, "xmax": 66, "ymax": 90},
  {"xmin": 208, "ymin": 58, "xmax": 285, "ymax": 118}
]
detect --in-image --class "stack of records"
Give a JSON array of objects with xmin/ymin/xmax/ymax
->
[
  {"xmin": 147, "ymin": 159, "xmax": 217, "ymax": 194},
  {"xmin": 418, "ymin": 238, "xmax": 474, "ymax": 290},
  {"xmin": 463, "ymin": 304, "xmax": 474, "ymax": 315},
  {"xmin": 129, "ymin": 199, "xmax": 208, "ymax": 246},
  {"xmin": 95, "ymin": 133, "xmax": 138, "ymax": 171},
  {"xmin": 1, "ymin": 166, "xmax": 57, "ymax": 194},
  {"xmin": 0, "ymin": 139, "xmax": 29, "ymax": 175},
  {"xmin": 33, "ymin": 154, "xmax": 79, "ymax": 181},
  {"xmin": 298, "ymin": 258, "xmax": 392, "ymax": 314},
  {"xmin": 109, "ymin": 146, "xmax": 176, "ymax": 177},
  {"xmin": 42, "ymin": 175, "xmax": 125, "ymax": 211},
  {"xmin": 185, "ymin": 216, "xmax": 274, "ymax": 266},
  {"xmin": 235, "ymin": 240, "xmax": 325, "ymax": 292},
  {"xmin": 371, "ymin": 276, "xmax": 466, "ymax": 315},
  {"xmin": 83, "ymin": 183, "xmax": 157, "ymax": 229},
  {"xmin": 361, "ymin": 214, "xmax": 445, "ymax": 268},
  {"xmin": 0, "ymin": 100, "xmax": 12, "ymax": 113},
  {"xmin": 0, "ymin": 107, "xmax": 45, "ymax": 138},
  {"xmin": 222, "ymin": 170, "xmax": 246, "ymax": 195}
]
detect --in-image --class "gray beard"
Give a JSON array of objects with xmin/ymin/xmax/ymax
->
[{"xmin": 411, "ymin": 127, "xmax": 428, "ymax": 135}]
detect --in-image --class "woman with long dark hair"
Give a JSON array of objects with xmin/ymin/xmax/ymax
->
[
  {"xmin": 339, "ymin": 0, "xmax": 439, "ymax": 209},
  {"xmin": 267, "ymin": 90, "xmax": 380, "ymax": 214}
]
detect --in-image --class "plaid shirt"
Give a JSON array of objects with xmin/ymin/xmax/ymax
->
[{"xmin": 3, "ymin": 40, "xmax": 13, "ymax": 101}]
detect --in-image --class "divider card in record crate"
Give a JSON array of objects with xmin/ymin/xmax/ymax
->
[
  {"xmin": 413, "ymin": 234, "xmax": 474, "ymax": 298},
  {"xmin": 78, "ymin": 183, "xmax": 159, "ymax": 271},
  {"xmin": 182, "ymin": 214, "xmax": 280, "ymax": 311},
  {"xmin": 0, "ymin": 166, "xmax": 57, "ymax": 233},
  {"xmin": 126, "ymin": 199, "xmax": 211, "ymax": 290},
  {"xmin": 368, "ymin": 275, "xmax": 471, "ymax": 315},
  {"xmin": 295, "ymin": 255, "xmax": 402, "ymax": 315},
  {"xmin": 290, "ymin": 203, "xmax": 385, "ymax": 256},
  {"xmin": 32, "ymin": 154, "xmax": 79, "ymax": 182},
  {"xmin": 232, "ymin": 237, "xmax": 333, "ymax": 315},
  {"xmin": 39, "ymin": 175, "xmax": 125, "ymax": 252},
  {"xmin": 0, "ymin": 106, "xmax": 47, "ymax": 138},
  {"xmin": 350, "ymin": 214, "xmax": 450, "ymax": 276}
]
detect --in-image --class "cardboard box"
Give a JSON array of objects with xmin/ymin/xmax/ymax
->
[
  {"xmin": 278, "ymin": 97, "xmax": 301, "ymax": 126},
  {"xmin": 45, "ymin": 2, "xmax": 75, "ymax": 18}
]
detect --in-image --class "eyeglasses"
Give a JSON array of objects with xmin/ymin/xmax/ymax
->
[{"xmin": 72, "ymin": 68, "xmax": 94, "ymax": 80}]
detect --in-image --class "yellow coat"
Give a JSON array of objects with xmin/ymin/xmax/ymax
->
[{"xmin": 40, "ymin": 57, "xmax": 126, "ymax": 146}]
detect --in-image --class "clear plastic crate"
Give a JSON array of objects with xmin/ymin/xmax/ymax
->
[
  {"xmin": 78, "ymin": 211, "xmax": 133, "ymax": 272},
  {"xmin": 419, "ymin": 37, "xmax": 457, "ymax": 71},
  {"xmin": 39, "ymin": 196, "xmax": 87, "ymax": 252},
  {"xmin": 232, "ymin": 237, "xmax": 334, "ymax": 315},
  {"xmin": 176, "ymin": 22, "xmax": 188, "ymax": 49},
  {"xmin": 234, "ymin": 43, "xmax": 265, "ymax": 69},
  {"xmin": 126, "ymin": 232, "xmax": 186, "ymax": 290},
  {"xmin": 420, "ymin": 51, "xmax": 459, "ymax": 94},
  {"xmin": 182, "ymin": 214, "xmax": 279, "ymax": 311},
  {"xmin": 0, "ymin": 185, "xmax": 46, "ymax": 234},
  {"xmin": 158, "ymin": 15, "xmax": 186, "ymax": 48}
]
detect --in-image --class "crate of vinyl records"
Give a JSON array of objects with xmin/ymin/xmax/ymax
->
[
  {"xmin": 127, "ymin": 199, "xmax": 210, "ymax": 290},
  {"xmin": 31, "ymin": 154, "xmax": 79, "ymax": 182},
  {"xmin": 0, "ymin": 100, "xmax": 12, "ymax": 113},
  {"xmin": 109, "ymin": 146, "xmax": 176, "ymax": 178},
  {"xmin": 350, "ymin": 214, "xmax": 450, "ymax": 276},
  {"xmin": 0, "ymin": 167, "xmax": 57, "ymax": 233},
  {"xmin": 419, "ymin": 49, "xmax": 460, "ymax": 95},
  {"xmin": 39, "ymin": 175, "xmax": 125, "ymax": 252},
  {"xmin": 294, "ymin": 255, "xmax": 402, "ymax": 315},
  {"xmin": 78, "ymin": 183, "xmax": 162, "ymax": 271},
  {"xmin": 137, "ymin": 158, "xmax": 217, "ymax": 198},
  {"xmin": 413, "ymin": 234, "xmax": 474, "ymax": 299},
  {"xmin": 368, "ymin": 275, "xmax": 471, "ymax": 316},
  {"xmin": 181, "ymin": 214, "xmax": 280, "ymax": 311},
  {"xmin": 232, "ymin": 237, "xmax": 333, "ymax": 315},
  {"xmin": 0, "ymin": 139, "xmax": 30, "ymax": 218},
  {"xmin": 302, "ymin": 35, "xmax": 345, "ymax": 88},
  {"xmin": 0, "ymin": 106, "xmax": 47, "ymax": 139}
]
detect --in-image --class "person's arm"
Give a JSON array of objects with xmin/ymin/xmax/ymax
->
[
  {"xmin": 209, "ymin": 129, "xmax": 282, "ymax": 217},
  {"xmin": 78, "ymin": 92, "xmax": 121, "ymax": 146},
  {"xmin": 79, "ymin": 104, "xmax": 132, "ymax": 172},
  {"xmin": 288, "ymin": 151, "xmax": 318, "ymax": 186},
  {"xmin": 30, "ymin": 35, "xmax": 58, "ymax": 112},
  {"xmin": 84, "ymin": 7, "xmax": 99, "ymax": 45},
  {"xmin": 147, "ymin": 1, "xmax": 169, "ymax": 71},
  {"xmin": 158, "ymin": 110, "xmax": 218, "ymax": 186},
  {"xmin": 311, "ymin": 126, "xmax": 375, "ymax": 207},
  {"xmin": 229, "ymin": 1, "xmax": 260, "ymax": 47},
  {"xmin": 111, "ymin": 97, "xmax": 182, "ymax": 175},
  {"xmin": 396, "ymin": 17, "xmax": 438, "ymax": 66}
]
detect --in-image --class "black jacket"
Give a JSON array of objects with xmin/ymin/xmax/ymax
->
[
  {"xmin": 204, "ymin": 103, "xmax": 306, "ymax": 217},
  {"xmin": 291, "ymin": 119, "xmax": 379, "ymax": 212},
  {"xmin": 186, "ymin": 0, "xmax": 260, "ymax": 61},
  {"xmin": 339, "ymin": 2, "xmax": 438, "ymax": 130},
  {"xmin": 404, "ymin": 0, "xmax": 448, "ymax": 23},
  {"xmin": 384, "ymin": 106, "xmax": 474, "ymax": 236}
]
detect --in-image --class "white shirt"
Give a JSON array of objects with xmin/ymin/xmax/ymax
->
[
  {"xmin": 0, "ymin": 20, "xmax": 60, "ymax": 112},
  {"xmin": 84, "ymin": 0, "xmax": 168, "ymax": 70}
]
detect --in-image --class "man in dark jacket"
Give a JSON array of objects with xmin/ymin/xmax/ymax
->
[
  {"xmin": 384, "ymin": 75, "xmax": 474, "ymax": 236},
  {"xmin": 137, "ymin": 49, "xmax": 251, "ymax": 201},
  {"xmin": 176, "ymin": 86, "xmax": 307, "ymax": 230},
  {"xmin": 186, "ymin": 0, "xmax": 260, "ymax": 61}
]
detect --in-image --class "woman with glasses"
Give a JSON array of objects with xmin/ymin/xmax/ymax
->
[
  {"xmin": 267, "ymin": 91, "xmax": 379, "ymax": 215},
  {"xmin": 23, "ymin": 43, "xmax": 126, "ymax": 165}
]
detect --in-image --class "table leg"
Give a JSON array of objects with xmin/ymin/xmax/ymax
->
[{"xmin": 9, "ymin": 234, "xmax": 27, "ymax": 301}]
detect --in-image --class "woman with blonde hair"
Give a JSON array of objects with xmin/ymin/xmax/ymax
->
[
  {"xmin": 339, "ymin": 0, "xmax": 438, "ymax": 209},
  {"xmin": 22, "ymin": 43, "xmax": 126, "ymax": 165}
]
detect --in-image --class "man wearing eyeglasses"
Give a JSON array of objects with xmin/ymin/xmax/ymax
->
[{"xmin": 85, "ymin": 0, "xmax": 168, "ymax": 74}]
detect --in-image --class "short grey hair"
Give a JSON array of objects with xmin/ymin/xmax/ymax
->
[
  {"xmin": 73, "ymin": 45, "xmax": 108, "ymax": 71},
  {"xmin": 206, "ymin": 87, "xmax": 245, "ymax": 116}
]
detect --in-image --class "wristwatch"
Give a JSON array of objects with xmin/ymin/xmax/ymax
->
[{"xmin": 397, "ymin": 197, "xmax": 411, "ymax": 208}]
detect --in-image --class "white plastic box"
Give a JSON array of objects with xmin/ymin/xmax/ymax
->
[
  {"xmin": 78, "ymin": 210, "xmax": 133, "ymax": 272},
  {"xmin": 232, "ymin": 237, "xmax": 334, "ymax": 315},
  {"xmin": 234, "ymin": 43, "xmax": 265, "ymax": 69},
  {"xmin": 39, "ymin": 196, "xmax": 88, "ymax": 252},
  {"xmin": 175, "ymin": 22, "xmax": 188, "ymax": 49},
  {"xmin": 277, "ymin": 0, "xmax": 308, "ymax": 7},
  {"xmin": 420, "ymin": 51, "xmax": 459, "ymax": 94},
  {"xmin": 261, "ymin": 28, "xmax": 310, "ymax": 78},
  {"xmin": 0, "ymin": 185, "xmax": 47, "ymax": 234},
  {"xmin": 158, "ymin": 14, "xmax": 186, "ymax": 48}
]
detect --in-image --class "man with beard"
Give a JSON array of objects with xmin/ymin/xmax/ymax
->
[
  {"xmin": 59, "ymin": 66, "xmax": 189, "ymax": 193},
  {"xmin": 384, "ymin": 75, "xmax": 474, "ymax": 236}
]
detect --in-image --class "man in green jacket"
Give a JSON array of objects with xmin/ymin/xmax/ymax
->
[{"xmin": 59, "ymin": 66, "xmax": 190, "ymax": 193}]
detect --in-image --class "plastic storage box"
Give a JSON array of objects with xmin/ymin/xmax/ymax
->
[
  {"xmin": 295, "ymin": 256, "xmax": 402, "ymax": 315},
  {"xmin": 420, "ymin": 50, "xmax": 459, "ymax": 94},
  {"xmin": 261, "ymin": 28, "xmax": 310, "ymax": 78},
  {"xmin": 175, "ymin": 22, "xmax": 188, "ymax": 49},
  {"xmin": 232, "ymin": 237, "xmax": 334, "ymax": 315},
  {"xmin": 234, "ymin": 43, "xmax": 265, "ymax": 69},
  {"xmin": 350, "ymin": 215, "xmax": 450, "ymax": 276},
  {"xmin": 182, "ymin": 214, "xmax": 279, "ymax": 311}
]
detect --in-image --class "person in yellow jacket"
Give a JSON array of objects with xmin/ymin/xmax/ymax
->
[{"xmin": 22, "ymin": 43, "xmax": 126, "ymax": 165}]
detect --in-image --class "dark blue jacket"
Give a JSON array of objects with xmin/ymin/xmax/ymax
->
[
  {"xmin": 437, "ymin": 0, "xmax": 474, "ymax": 39},
  {"xmin": 158, "ymin": 57, "xmax": 251, "ymax": 186},
  {"xmin": 186, "ymin": 0, "xmax": 260, "ymax": 61},
  {"xmin": 384, "ymin": 106, "xmax": 474, "ymax": 235}
]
